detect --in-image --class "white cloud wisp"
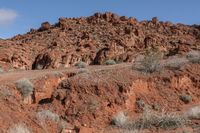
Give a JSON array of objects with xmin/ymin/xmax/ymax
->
[{"xmin": 0, "ymin": 8, "xmax": 18, "ymax": 26}]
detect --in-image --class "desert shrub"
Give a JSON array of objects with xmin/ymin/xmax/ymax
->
[
  {"xmin": 58, "ymin": 119, "xmax": 71, "ymax": 133},
  {"xmin": 0, "ymin": 65, "xmax": 4, "ymax": 73},
  {"xmin": 52, "ymin": 71, "xmax": 64, "ymax": 77},
  {"xmin": 134, "ymin": 48, "xmax": 162, "ymax": 73},
  {"xmin": 186, "ymin": 50, "xmax": 200, "ymax": 64},
  {"xmin": 36, "ymin": 110, "xmax": 60, "ymax": 122},
  {"xmin": 131, "ymin": 110, "xmax": 187, "ymax": 129},
  {"xmin": 74, "ymin": 61, "xmax": 87, "ymax": 68},
  {"xmin": 16, "ymin": 79, "xmax": 34, "ymax": 98},
  {"xmin": 111, "ymin": 110, "xmax": 187, "ymax": 131},
  {"xmin": 180, "ymin": 94, "xmax": 192, "ymax": 104},
  {"xmin": 0, "ymin": 85, "xmax": 12, "ymax": 98},
  {"xmin": 187, "ymin": 106, "xmax": 200, "ymax": 119},
  {"xmin": 9, "ymin": 123, "xmax": 31, "ymax": 133},
  {"xmin": 164, "ymin": 57, "xmax": 188, "ymax": 70},
  {"xmin": 117, "ymin": 129, "xmax": 141, "ymax": 133},
  {"xmin": 105, "ymin": 59, "xmax": 116, "ymax": 65},
  {"xmin": 152, "ymin": 104, "xmax": 160, "ymax": 111},
  {"xmin": 115, "ymin": 60, "xmax": 123, "ymax": 64},
  {"xmin": 111, "ymin": 112, "xmax": 128, "ymax": 127},
  {"xmin": 136, "ymin": 99, "xmax": 145, "ymax": 110},
  {"xmin": 36, "ymin": 110, "xmax": 61, "ymax": 133},
  {"xmin": 87, "ymin": 99, "xmax": 99, "ymax": 112},
  {"xmin": 0, "ymin": 69, "xmax": 4, "ymax": 73},
  {"xmin": 78, "ymin": 68, "xmax": 89, "ymax": 74}
]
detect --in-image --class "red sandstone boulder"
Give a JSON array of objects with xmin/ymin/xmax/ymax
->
[{"xmin": 39, "ymin": 21, "xmax": 51, "ymax": 31}]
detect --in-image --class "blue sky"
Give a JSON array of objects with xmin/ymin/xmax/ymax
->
[{"xmin": 0, "ymin": 0, "xmax": 200, "ymax": 39}]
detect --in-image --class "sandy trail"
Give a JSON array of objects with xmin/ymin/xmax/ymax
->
[{"xmin": 0, "ymin": 63, "xmax": 132, "ymax": 83}]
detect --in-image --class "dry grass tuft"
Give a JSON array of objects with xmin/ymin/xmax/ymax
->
[
  {"xmin": 111, "ymin": 112, "xmax": 128, "ymax": 127},
  {"xmin": 15, "ymin": 78, "xmax": 34, "ymax": 98},
  {"xmin": 133, "ymin": 48, "xmax": 162, "ymax": 73},
  {"xmin": 187, "ymin": 105, "xmax": 200, "ymax": 119},
  {"xmin": 9, "ymin": 123, "xmax": 31, "ymax": 133}
]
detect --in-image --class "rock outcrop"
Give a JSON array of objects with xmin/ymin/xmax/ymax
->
[{"xmin": 0, "ymin": 12, "xmax": 199, "ymax": 70}]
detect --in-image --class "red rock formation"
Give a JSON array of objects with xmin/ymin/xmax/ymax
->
[{"xmin": 0, "ymin": 12, "xmax": 199, "ymax": 70}]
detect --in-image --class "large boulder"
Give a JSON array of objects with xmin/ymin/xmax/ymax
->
[{"xmin": 39, "ymin": 22, "xmax": 51, "ymax": 31}]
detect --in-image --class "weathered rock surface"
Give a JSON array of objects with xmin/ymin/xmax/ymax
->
[{"xmin": 0, "ymin": 12, "xmax": 200, "ymax": 70}]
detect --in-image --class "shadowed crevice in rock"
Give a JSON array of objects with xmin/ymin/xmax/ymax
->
[
  {"xmin": 38, "ymin": 98, "xmax": 53, "ymax": 105},
  {"xmin": 32, "ymin": 53, "xmax": 53, "ymax": 70}
]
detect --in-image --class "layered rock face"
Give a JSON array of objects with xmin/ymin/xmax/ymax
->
[{"xmin": 0, "ymin": 12, "xmax": 200, "ymax": 70}]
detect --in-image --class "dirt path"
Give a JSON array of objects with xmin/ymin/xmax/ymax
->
[
  {"xmin": 0, "ymin": 63, "xmax": 132, "ymax": 83},
  {"xmin": 0, "ymin": 68, "xmax": 74, "ymax": 83}
]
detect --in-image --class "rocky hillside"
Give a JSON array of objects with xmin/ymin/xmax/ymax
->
[
  {"xmin": 0, "ymin": 12, "xmax": 200, "ymax": 70},
  {"xmin": 0, "ymin": 12, "xmax": 200, "ymax": 133}
]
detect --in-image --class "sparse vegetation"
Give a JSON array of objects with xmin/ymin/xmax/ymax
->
[
  {"xmin": 0, "ymin": 69, "xmax": 3, "ymax": 73},
  {"xmin": 187, "ymin": 106, "xmax": 200, "ymax": 119},
  {"xmin": 0, "ymin": 65, "xmax": 4, "ymax": 73},
  {"xmin": 52, "ymin": 71, "xmax": 64, "ymax": 76},
  {"xmin": 117, "ymin": 129, "xmax": 141, "ymax": 133},
  {"xmin": 129, "ymin": 110, "xmax": 187, "ymax": 130},
  {"xmin": 186, "ymin": 50, "xmax": 200, "ymax": 64},
  {"xmin": 111, "ymin": 112, "xmax": 128, "ymax": 127},
  {"xmin": 74, "ymin": 61, "xmax": 87, "ymax": 68},
  {"xmin": 182, "ymin": 131, "xmax": 191, "ymax": 133},
  {"xmin": 136, "ymin": 99, "xmax": 145, "ymax": 110},
  {"xmin": 88, "ymin": 99, "xmax": 99, "ymax": 112},
  {"xmin": 15, "ymin": 78, "xmax": 34, "ymax": 98},
  {"xmin": 36, "ymin": 110, "xmax": 66, "ymax": 133},
  {"xmin": 105, "ymin": 59, "xmax": 116, "ymax": 65},
  {"xmin": 180, "ymin": 94, "xmax": 192, "ymax": 104},
  {"xmin": 36, "ymin": 110, "xmax": 60, "ymax": 122},
  {"xmin": 134, "ymin": 48, "xmax": 162, "ymax": 73},
  {"xmin": 152, "ymin": 103, "xmax": 160, "ymax": 111},
  {"xmin": 78, "ymin": 68, "xmax": 89, "ymax": 74},
  {"xmin": 111, "ymin": 109, "xmax": 187, "ymax": 131},
  {"xmin": 9, "ymin": 123, "xmax": 31, "ymax": 133},
  {"xmin": 164, "ymin": 57, "xmax": 188, "ymax": 70},
  {"xmin": 0, "ymin": 85, "xmax": 12, "ymax": 99}
]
